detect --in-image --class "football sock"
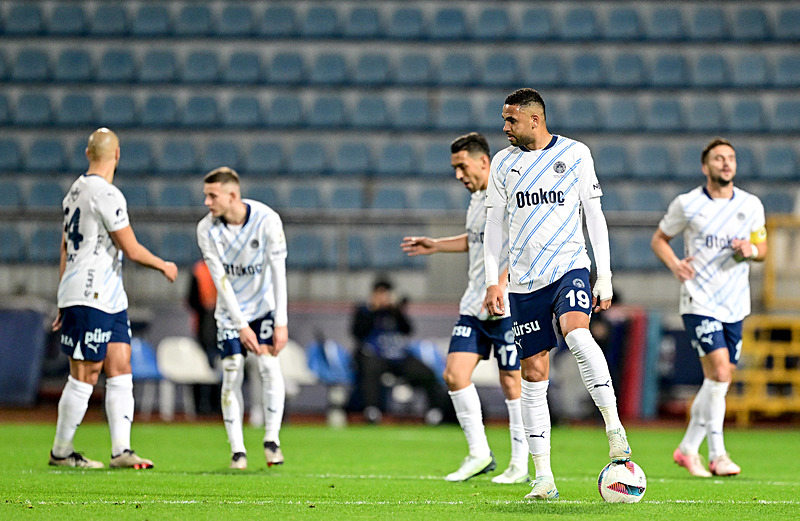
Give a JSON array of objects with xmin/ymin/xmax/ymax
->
[
  {"xmin": 105, "ymin": 374, "xmax": 134, "ymax": 457},
  {"xmin": 705, "ymin": 379, "xmax": 730, "ymax": 461},
  {"xmin": 520, "ymin": 379, "xmax": 551, "ymax": 478},
  {"xmin": 449, "ymin": 383, "xmax": 491, "ymax": 459},
  {"xmin": 505, "ymin": 398, "xmax": 528, "ymax": 469},
  {"xmin": 257, "ymin": 354, "xmax": 285, "ymax": 444},
  {"xmin": 565, "ymin": 328, "xmax": 623, "ymax": 430},
  {"xmin": 52, "ymin": 375, "xmax": 93, "ymax": 458},
  {"xmin": 679, "ymin": 379, "xmax": 712, "ymax": 454},
  {"xmin": 221, "ymin": 355, "xmax": 246, "ymax": 454}
]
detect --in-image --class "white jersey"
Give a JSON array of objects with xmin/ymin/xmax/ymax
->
[
  {"xmin": 57, "ymin": 174, "xmax": 130, "ymax": 313},
  {"xmin": 197, "ymin": 199, "xmax": 288, "ymax": 331},
  {"xmin": 461, "ymin": 189, "xmax": 510, "ymax": 319},
  {"xmin": 486, "ymin": 135, "xmax": 602, "ymax": 293},
  {"xmin": 659, "ymin": 186, "xmax": 766, "ymax": 323}
]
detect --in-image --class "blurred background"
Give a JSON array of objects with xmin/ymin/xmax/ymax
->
[{"xmin": 1, "ymin": 1, "xmax": 799, "ymax": 426}]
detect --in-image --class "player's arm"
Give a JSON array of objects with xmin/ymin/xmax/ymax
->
[
  {"xmin": 730, "ymin": 226, "xmax": 768, "ymax": 262},
  {"xmin": 110, "ymin": 226, "xmax": 178, "ymax": 282},
  {"xmin": 401, "ymin": 233, "xmax": 468, "ymax": 256},
  {"xmin": 583, "ymin": 197, "xmax": 613, "ymax": 312},
  {"xmin": 651, "ymin": 228, "xmax": 695, "ymax": 282},
  {"xmin": 483, "ymin": 205, "xmax": 506, "ymax": 316},
  {"xmin": 266, "ymin": 217, "xmax": 289, "ymax": 356},
  {"xmin": 52, "ymin": 234, "xmax": 68, "ymax": 331}
]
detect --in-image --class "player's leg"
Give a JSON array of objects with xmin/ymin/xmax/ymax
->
[
  {"xmin": 701, "ymin": 340, "xmax": 739, "ymax": 476},
  {"xmin": 221, "ymin": 353, "xmax": 247, "ymax": 468},
  {"xmin": 257, "ymin": 353, "xmax": 285, "ymax": 466},
  {"xmin": 673, "ymin": 378, "xmax": 714, "ymax": 477},
  {"xmin": 492, "ymin": 368, "xmax": 529, "ymax": 484}
]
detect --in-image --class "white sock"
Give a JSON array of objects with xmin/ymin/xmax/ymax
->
[
  {"xmin": 257, "ymin": 354, "xmax": 285, "ymax": 445},
  {"xmin": 505, "ymin": 398, "xmax": 528, "ymax": 469},
  {"xmin": 679, "ymin": 379, "xmax": 711, "ymax": 455},
  {"xmin": 565, "ymin": 328, "xmax": 623, "ymax": 431},
  {"xmin": 52, "ymin": 375, "xmax": 93, "ymax": 458},
  {"xmin": 520, "ymin": 379, "xmax": 552, "ymax": 478},
  {"xmin": 449, "ymin": 383, "xmax": 491, "ymax": 459},
  {"xmin": 105, "ymin": 374, "xmax": 134, "ymax": 457},
  {"xmin": 221, "ymin": 355, "xmax": 246, "ymax": 454},
  {"xmin": 705, "ymin": 379, "xmax": 730, "ymax": 461}
]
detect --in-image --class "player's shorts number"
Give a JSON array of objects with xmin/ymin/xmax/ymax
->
[
  {"xmin": 259, "ymin": 318, "xmax": 274, "ymax": 340},
  {"xmin": 566, "ymin": 289, "xmax": 591, "ymax": 309},
  {"xmin": 498, "ymin": 344, "xmax": 518, "ymax": 367}
]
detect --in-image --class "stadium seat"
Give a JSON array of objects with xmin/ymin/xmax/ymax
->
[
  {"xmin": 775, "ymin": 55, "xmax": 800, "ymax": 87},
  {"xmin": 48, "ymin": 5, "xmax": 88, "ymax": 36},
  {"xmin": 729, "ymin": 99, "xmax": 767, "ymax": 133},
  {"xmin": 419, "ymin": 142, "xmax": 452, "ymax": 178},
  {"xmin": 676, "ymin": 144, "xmax": 704, "ymax": 178},
  {"xmin": 646, "ymin": 7, "xmax": 686, "ymax": 40},
  {"xmin": 243, "ymin": 141, "xmax": 284, "ymax": 177},
  {"xmin": 287, "ymin": 233, "xmax": 328, "ymax": 269},
  {"xmin": 604, "ymin": 7, "xmax": 642, "ymax": 40},
  {"xmin": 287, "ymin": 144, "xmax": 327, "ymax": 175},
  {"xmin": 0, "ymin": 139, "xmax": 21, "ymax": 172},
  {"xmin": 517, "ymin": 8, "xmax": 555, "ymax": 40},
  {"xmin": 476, "ymin": 99, "xmax": 503, "ymax": 133},
  {"xmin": 157, "ymin": 182, "xmax": 198, "ymax": 209},
  {"xmin": 99, "ymin": 94, "xmax": 137, "ymax": 128},
  {"xmin": 139, "ymin": 50, "xmax": 177, "ymax": 83},
  {"xmin": 330, "ymin": 186, "xmax": 365, "ymax": 209},
  {"xmin": 686, "ymin": 98, "xmax": 727, "ymax": 132},
  {"xmin": 732, "ymin": 53, "xmax": 771, "ymax": 87},
  {"xmin": 474, "ymin": 7, "xmax": 512, "ymax": 40},
  {"xmin": 159, "ymin": 230, "xmax": 199, "ymax": 265},
  {"xmin": 200, "ymin": 141, "xmax": 240, "ymax": 173},
  {"xmin": 97, "ymin": 49, "xmax": 136, "ymax": 82},
  {"xmin": 28, "ymin": 180, "xmax": 65, "ymax": 207},
  {"xmin": 29, "ymin": 227, "xmax": 62, "ymax": 263},
  {"xmin": 182, "ymin": 51, "xmax": 219, "ymax": 83},
  {"xmin": 5, "ymin": 4, "xmax": 44, "ymax": 35},
  {"xmin": 131, "ymin": 5, "xmax": 171, "ymax": 36},
  {"xmin": 0, "ymin": 53, "xmax": 6, "ymax": 81},
  {"xmin": 375, "ymin": 143, "xmax": 416, "ymax": 178},
  {"xmin": 27, "ymin": 139, "xmax": 66, "ymax": 173},
  {"xmin": 224, "ymin": 51, "xmax": 262, "ymax": 84},
  {"xmin": 645, "ymin": 98, "xmax": 684, "ymax": 131},
  {"xmin": 308, "ymin": 96, "xmax": 347, "ymax": 128},
  {"xmin": 332, "ymin": 142, "xmax": 372, "ymax": 176},
  {"xmin": 141, "ymin": 95, "xmax": 178, "ymax": 127},
  {"xmin": 633, "ymin": 144, "xmax": 672, "ymax": 178},
  {"xmin": 175, "ymin": 5, "xmax": 212, "ymax": 36},
  {"xmin": 14, "ymin": 94, "xmax": 52, "ymax": 126},
  {"xmin": 66, "ymin": 141, "xmax": 86, "ymax": 171},
  {"xmin": 433, "ymin": 96, "xmax": 474, "ymax": 131},
  {"xmin": 689, "ymin": 7, "xmax": 727, "ymax": 41},
  {"xmin": 266, "ymin": 94, "xmax": 303, "ymax": 128},
  {"xmin": 608, "ymin": 52, "xmax": 646, "ymax": 87},
  {"xmin": 394, "ymin": 96, "xmax": 432, "ymax": 130},
  {"xmin": 351, "ymin": 96, "xmax": 389, "ymax": 129},
  {"xmin": 89, "ymin": 4, "xmax": 128, "ymax": 36},
  {"xmin": 259, "ymin": 6, "xmax": 297, "ymax": 37},
  {"xmin": 353, "ymin": 53, "xmax": 390, "ymax": 86},
  {"xmin": 775, "ymin": 8, "xmax": 800, "ymax": 40},
  {"xmin": 129, "ymin": 338, "xmax": 161, "ymax": 419},
  {"xmin": 560, "ymin": 7, "xmax": 600, "ymax": 40},
  {"xmin": 761, "ymin": 146, "xmax": 798, "ymax": 179},
  {"xmin": 0, "ymin": 228, "xmax": 25, "ymax": 263},
  {"xmin": 247, "ymin": 186, "xmax": 283, "ymax": 209},
  {"xmin": 524, "ymin": 55, "xmax": 562, "ymax": 86},
  {"xmin": 566, "ymin": 53, "xmax": 604, "ymax": 86},
  {"xmin": 0, "ymin": 180, "xmax": 23, "ymax": 208},
  {"xmin": 481, "ymin": 52, "xmax": 521, "ymax": 87},
  {"xmin": 299, "ymin": 6, "xmax": 340, "ymax": 38},
  {"xmin": 223, "ymin": 95, "xmax": 263, "ymax": 128},
  {"xmin": 628, "ymin": 187, "xmax": 667, "ymax": 212},
  {"xmin": 310, "ymin": 53, "xmax": 348, "ymax": 85},
  {"xmin": 594, "ymin": 145, "xmax": 630, "ymax": 179},
  {"xmin": 54, "ymin": 49, "xmax": 93, "ymax": 82},
  {"xmin": 436, "ymin": 53, "xmax": 477, "ymax": 86},
  {"xmin": 343, "ymin": 7, "xmax": 382, "ymax": 38},
  {"xmin": 119, "ymin": 140, "xmax": 153, "ymax": 174},
  {"xmin": 564, "ymin": 98, "xmax": 601, "ymax": 131},
  {"xmin": 604, "ymin": 98, "xmax": 642, "ymax": 131},
  {"xmin": 373, "ymin": 233, "xmax": 419, "ymax": 269},
  {"xmin": 394, "ymin": 53, "xmax": 432, "ymax": 85},
  {"xmin": 0, "ymin": 94, "xmax": 7, "ymax": 124},
  {"xmin": 759, "ymin": 191, "xmax": 795, "ymax": 214},
  {"xmin": 731, "ymin": 7, "xmax": 771, "ymax": 41},
  {"xmin": 288, "ymin": 185, "xmax": 324, "ymax": 209},
  {"xmin": 182, "ymin": 96, "xmax": 219, "ymax": 127},
  {"xmin": 734, "ymin": 146, "xmax": 759, "ymax": 178},
  {"xmin": 387, "ymin": 7, "xmax": 425, "ymax": 39},
  {"xmin": 429, "ymin": 7, "xmax": 468, "ymax": 40},
  {"xmin": 771, "ymin": 99, "xmax": 800, "ymax": 132},
  {"xmin": 217, "ymin": 5, "xmax": 255, "ymax": 36},
  {"xmin": 650, "ymin": 53, "xmax": 689, "ymax": 87},
  {"xmin": 115, "ymin": 181, "xmax": 151, "ymax": 209},
  {"xmin": 371, "ymin": 187, "xmax": 408, "ymax": 209},
  {"xmin": 345, "ymin": 233, "xmax": 369, "ymax": 269},
  {"xmin": 11, "ymin": 48, "xmax": 49, "ymax": 82},
  {"xmin": 691, "ymin": 54, "xmax": 729, "ymax": 87},
  {"xmin": 157, "ymin": 141, "xmax": 198, "ymax": 176},
  {"xmin": 156, "ymin": 336, "xmax": 219, "ymax": 421},
  {"xmin": 56, "ymin": 94, "xmax": 94, "ymax": 126},
  {"xmin": 624, "ymin": 231, "xmax": 662, "ymax": 270},
  {"xmin": 416, "ymin": 187, "xmax": 452, "ymax": 210}
]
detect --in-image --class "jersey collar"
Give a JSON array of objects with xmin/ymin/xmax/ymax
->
[
  {"xmin": 220, "ymin": 202, "xmax": 251, "ymax": 227},
  {"xmin": 702, "ymin": 186, "xmax": 735, "ymax": 200},
  {"xmin": 519, "ymin": 135, "xmax": 558, "ymax": 152}
]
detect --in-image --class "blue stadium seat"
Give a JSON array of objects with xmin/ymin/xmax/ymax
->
[
  {"xmin": 0, "ymin": 52, "xmax": 6, "ymax": 81},
  {"xmin": 67, "ymin": 141, "xmax": 87, "ymax": 171},
  {"xmin": 604, "ymin": 98, "xmax": 642, "ymax": 131},
  {"xmin": 223, "ymin": 95, "xmax": 263, "ymax": 127},
  {"xmin": 645, "ymin": 98, "xmax": 684, "ymax": 131},
  {"xmin": 120, "ymin": 140, "xmax": 153, "ymax": 174},
  {"xmin": 200, "ymin": 141, "xmax": 240, "ymax": 173},
  {"xmin": 594, "ymin": 145, "xmax": 629, "ymax": 179},
  {"xmin": 566, "ymin": 53, "xmax": 604, "ymax": 86},
  {"xmin": 686, "ymin": 99, "xmax": 727, "ymax": 132},
  {"xmin": 56, "ymin": 94, "xmax": 94, "ymax": 126},
  {"xmin": 97, "ymin": 49, "xmax": 136, "ymax": 82},
  {"xmin": 243, "ymin": 141, "xmax": 284, "ymax": 177},
  {"xmin": 676, "ymin": 144, "xmax": 703, "ymax": 178},
  {"xmin": 224, "ymin": 51, "xmax": 262, "ymax": 84},
  {"xmin": 0, "ymin": 229, "xmax": 25, "ymax": 263},
  {"xmin": 560, "ymin": 7, "xmax": 600, "ymax": 40},
  {"xmin": 608, "ymin": 52, "xmax": 646, "ymax": 87},
  {"xmin": 115, "ymin": 181, "xmax": 151, "ymax": 209},
  {"xmin": 775, "ymin": 55, "xmax": 800, "ymax": 87},
  {"xmin": 436, "ymin": 52, "xmax": 477, "ymax": 86},
  {"xmin": 300, "ymin": 6, "xmax": 340, "ymax": 38},
  {"xmin": 624, "ymin": 231, "xmax": 662, "ymax": 270},
  {"xmin": 646, "ymin": 7, "xmax": 686, "ymax": 40},
  {"xmin": 373, "ymin": 233, "xmax": 421, "ymax": 269},
  {"xmin": 604, "ymin": 7, "xmax": 642, "ymax": 40},
  {"xmin": 14, "ymin": 94, "xmax": 52, "ymax": 126},
  {"xmin": 734, "ymin": 146, "xmax": 758, "ymax": 178},
  {"xmin": 265, "ymin": 94, "xmax": 303, "ymax": 128},
  {"xmin": 564, "ymin": 98, "xmax": 601, "ymax": 131},
  {"xmin": 287, "ymin": 233, "xmax": 328, "ymax": 270},
  {"xmin": 248, "ymin": 186, "xmax": 283, "ymax": 209},
  {"xmin": 481, "ymin": 52, "xmax": 521, "ymax": 87},
  {"xmin": 376, "ymin": 143, "xmax": 416, "ymax": 178},
  {"xmin": 433, "ymin": 96, "xmax": 474, "ymax": 131},
  {"xmin": 762, "ymin": 146, "xmax": 798, "ymax": 179},
  {"xmin": 650, "ymin": 53, "xmax": 689, "ymax": 87},
  {"xmin": 157, "ymin": 182, "xmax": 199, "ymax": 208},
  {"xmin": 159, "ymin": 230, "xmax": 199, "ymax": 266},
  {"xmin": 54, "ymin": 49, "xmax": 93, "ymax": 82},
  {"xmin": 517, "ymin": 8, "xmax": 555, "ymax": 40},
  {"xmin": 157, "ymin": 141, "xmax": 198, "ymax": 176},
  {"xmin": 416, "ymin": 187, "xmax": 452, "ymax": 210},
  {"xmin": 287, "ymin": 144, "xmax": 327, "ymax": 175},
  {"xmin": 308, "ymin": 96, "xmax": 346, "ymax": 128},
  {"xmin": 732, "ymin": 8, "xmax": 771, "ymax": 41},
  {"xmin": 343, "ymin": 7, "xmax": 382, "ymax": 38},
  {"xmin": 775, "ymin": 8, "xmax": 800, "ymax": 40},
  {"xmin": 90, "ymin": 5, "xmax": 128, "ymax": 36},
  {"xmin": 29, "ymin": 227, "xmax": 62, "ymax": 263},
  {"xmin": 633, "ymin": 144, "xmax": 672, "ymax": 178},
  {"xmin": 372, "ymin": 187, "xmax": 408, "ymax": 209},
  {"xmin": 332, "ymin": 142, "xmax": 372, "ymax": 176},
  {"xmin": 175, "ymin": 5, "xmax": 212, "ymax": 36},
  {"xmin": 523, "ymin": 55, "xmax": 562, "ymax": 86},
  {"xmin": 689, "ymin": 7, "xmax": 727, "ymax": 41},
  {"xmin": 5, "ymin": 5, "xmax": 44, "ymax": 35},
  {"xmin": 353, "ymin": 53, "xmax": 390, "ymax": 86},
  {"xmin": 288, "ymin": 185, "xmax": 324, "ymax": 209},
  {"xmin": 141, "ymin": 95, "xmax": 178, "ymax": 127},
  {"xmin": 0, "ymin": 180, "xmax": 23, "ymax": 208},
  {"xmin": 0, "ymin": 139, "xmax": 21, "ymax": 172},
  {"xmin": 0, "ymin": 94, "xmax": 7, "ymax": 124},
  {"xmin": 99, "ymin": 94, "xmax": 137, "ymax": 127},
  {"xmin": 28, "ymin": 180, "xmax": 65, "ymax": 207},
  {"xmin": 760, "ymin": 191, "xmax": 795, "ymax": 214},
  {"xmin": 182, "ymin": 51, "xmax": 219, "ymax": 83},
  {"xmin": 419, "ymin": 142, "xmax": 452, "ymax": 178},
  {"xmin": 139, "ymin": 50, "xmax": 177, "ymax": 83},
  {"xmin": 11, "ymin": 49, "xmax": 49, "ymax": 82},
  {"xmin": 474, "ymin": 8, "xmax": 512, "ymax": 40},
  {"xmin": 330, "ymin": 186, "xmax": 365, "ymax": 209},
  {"xmin": 387, "ymin": 7, "xmax": 425, "ymax": 39},
  {"xmin": 771, "ymin": 99, "xmax": 800, "ymax": 132},
  {"xmin": 732, "ymin": 53, "xmax": 772, "ymax": 87},
  {"xmin": 309, "ymin": 53, "xmax": 348, "ymax": 85},
  {"xmin": 132, "ymin": 227, "xmax": 157, "ymax": 253},
  {"xmin": 351, "ymin": 96, "xmax": 389, "ymax": 129},
  {"xmin": 394, "ymin": 53, "xmax": 432, "ymax": 85},
  {"xmin": 345, "ymin": 233, "xmax": 369, "ymax": 269},
  {"xmin": 628, "ymin": 187, "xmax": 667, "ymax": 212},
  {"xmin": 259, "ymin": 6, "xmax": 297, "ymax": 37},
  {"xmin": 729, "ymin": 99, "xmax": 767, "ymax": 133},
  {"xmin": 183, "ymin": 96, "xmax": 219, "ymax": 127},
  {"xmin": 691, "ymin": 54, "xmax": 729, "ymax": 87},
  {"xmin": 217, "ymin": 5, "xmax": 255, "ymax": 36},
  {"xmin": 429, "ymin": 7, "xmax": 468, "ymax": 40},
  {"xmin": 477, "ymin": 100, "xmax": 503, "ymax": 133},
  {"xmin": 266, "ymin": 52, "xmax": 306, "ymax": 84},
  {"xmin": 131, "ymin": 5, "xmax": 171, "ymax": 36}
]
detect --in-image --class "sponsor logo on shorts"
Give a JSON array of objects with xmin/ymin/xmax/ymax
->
[
  {"xmin": 512, "ymin": 320, "xmax": 541, "ymax": 336},
  {"xmin": 452, "ymin": 325, "xmax": 473, "ymax": 338},
  {"xmin": 694, "ymin": 318, "xmax": 722, "ymax": 339},
  {"xmin": 84, "ymin": 328, "xmax": 112, "ymax": 345}
]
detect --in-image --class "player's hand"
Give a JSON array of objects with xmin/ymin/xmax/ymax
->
[
  {"xmin": 730, "ymin": 239, "xmax": 757, "ymax": 262},
  {"xmin": 484, "ymin": 285, "xmax": 505, "ymax": 316},
  {"xmin": 592, "ymin": 273, "xmax": 613, "ymax": 313},
  {"xmin": 239, "ymin": 326, "xmax": 262, "ymax": 354},
  {"xmin": 401, "ymin": 236, "xmax": 435, "ymax": 256},
  {"xmin": 162, "ymin": 261, "xmax": 178, "ymax": 282},
  {"xmin": 52, "ymin": 309, "xmax": 62, "ymax": 332},
  {"xmin": 267, "ymin": 325, "xmax": 288, "ymax": 356},
  {"xmin": 671, "ymin": 256, "xmax": 696, "ymax": 282}
]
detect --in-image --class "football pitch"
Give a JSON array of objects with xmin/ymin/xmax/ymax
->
[{"xmin": 2, "ymin": 421, "xmax": 799, "ymax": 520}]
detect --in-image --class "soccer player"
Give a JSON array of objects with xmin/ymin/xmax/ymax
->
[
  {"xmin": 197, "ymin": 167, "xmax": 288, "ymax": 470},
  {"xmin": 652, "ymin": 138, "xmax": 767, "ymax": 477},
  {"xmin": 483, "ymin": 88, "xmax": 631, "ymax": 500},
  {"xmin": 50, "ymin": 128, "xmax": 178, "ymax": 469},
  {"xmin": 401, "ymin": 132, "xmax": 528, "ymax": 484}
]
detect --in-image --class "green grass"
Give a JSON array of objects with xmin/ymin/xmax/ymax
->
[{"xmin": 2, "ymin": 421, "xmax": 799, "ymax": 520}]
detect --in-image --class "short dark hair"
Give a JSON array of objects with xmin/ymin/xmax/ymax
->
[
  {"xmin": 373, "ymin": 277, "xmax": 393, "ymax": 292},
  {"xmin": 204, "ymin": 166, "xmax": 240, "ymax": 185},
  {"xmin": 701, "ymin": 137, "xmax": 735, "ymax": 164},
  {"xmin": 450, "ymin": 132, "xmax": 490, "ymax": 157},
  {"xmin": 504, "ymin": 88, "xmax": 546, "ymax": 119}
]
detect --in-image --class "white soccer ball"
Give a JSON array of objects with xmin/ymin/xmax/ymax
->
[{"xmin": 597, "ymin": 460, "xmax": 647, "ymax": 503}]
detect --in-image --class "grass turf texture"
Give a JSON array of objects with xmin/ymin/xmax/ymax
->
[{"xmin": 2, "ymin": 422, "xmax": 799, "ymax": 520}]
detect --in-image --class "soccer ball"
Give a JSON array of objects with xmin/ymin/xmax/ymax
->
[{"xmin": 597, "ymin": 460, "xmax": 647, "ymax": 503}]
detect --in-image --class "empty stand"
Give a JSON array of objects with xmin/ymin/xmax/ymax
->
[
  {"xmin": 561, "ymin": 7, "xmax": 600, "ymax": 40},
  {"xmin": 243, "ymin": 141, "xmax": 284, "ymax": 177},
  {"xmin": 159, "ymin": 230, "xmax": 198, "ymax": 265},
  {"xmin": 11, "ymin": 48, "xmax": 49, "ymax": 82},
  {"xmin": 182, "ymin": 51, "xmax": 220, "ymax": 83},
  {"xmin": 217, "ymin": 5, "xmax": 256, "ymax": 37},
  {"xmin": 604, "ymin": 7, "xmax": 642, "ymax": 41},
  {"xmin": 0, "ymin": 229, "xmax": 25, "ymax": 263},
  {"xmin": 131, "ymin": 5, "xmax": 172, "ymax": 37},
  {"xmin": 14, "ymin": 94, "xmax": 52, "ymax": 126},
  {"xmin": 200, "ymin": 141, "xmax": 240, "ymax": 173},
  {"xmin": 175, "ymin": 5, "xmax": 212, "ymax": 36},
  {"xmin": 330, "ymin": 186, "xmax": 365, "ymax": 210},
  {"xmin": 141, "ymin": 95, "xmax": 178, "ymax": 127},
  {"xmin": 97, "ymin": 49, "xmax": 137, "ymax": 83},
  {"xmin": 139, "ymin": 50, "xmax": 177, "ymax": 83},
  {"xmin": 224, "ymin": 52, "xmax": 263, "ymax": 84},
  {"xmin": 157, "ymin": 141, "xmax": 198, "ymax": 176},
  {"xmin": 223, "ymin": 95, "xmax": 263, "ymax": 128},
  {"xmin": 332, "ymin": 142, "xmax": 372, "ymax": 176},
  {"xmin": 300, "ymin": 6, "xmax": 340, "ymax": 38},
  {"xmin": 343, "ymin": 7, "xmax": 382, "ymax": 38},
  {"xmin": 26, "ymin": 139, "xmax": 66, "ymax": 173},
  {"xmin": 48, "ymin": 4, "xmax": 88, "ymax": 35},
  {"xmin": 287, "ymin": 185, "xmax": 324, "ymax": 209},
  {"xmin": 29, "ymin": 227, "xmax": 62, "ymax": 263},
  {"xmin": 90, "ymin": 5, "xmax": 129, "ymax": 36},
  {"xmin": 183, "ymin": 96, "xmax": 219, "ymax": 127},
  {"xmin": 53, "ymin": 49, "xmax": 93, "ymax": 82},
  {"xmin": 429, "ymin": 7, "xmax": 468, "ymax": 40},
  {"xmin": 259, "ymin": 6, "xmax": 297, "ymax": 38},
  {"xmin": 265, "ymin": 95, "xmax": 303, "ymax": 128},
  {"xmin": 6, "ymin": 5, "xmax": 44, "ymax": 35},
  {"xmin": 56, "ymin": 94, "xmax": 94, "ymax": 126}
]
